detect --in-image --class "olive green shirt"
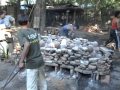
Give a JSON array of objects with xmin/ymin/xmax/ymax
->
[{"xmin": 17, "ymin": 28, "xmax": 44, "ymax": 69}]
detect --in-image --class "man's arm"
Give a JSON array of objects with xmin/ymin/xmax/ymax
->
[
  {"xmin": 12, "ymin": 20, "xmax": 15, "ymax": 26},
  {"xmin": 19, "ymin": 41, "xmax": 30, "ymax": 68},
  {"xmin": 117, "ymin": 19, "xmax": 120, "ymax": 29},
  {"xmin": 9, "ymin": 16, "xmax": 15, "ymax": 26}
]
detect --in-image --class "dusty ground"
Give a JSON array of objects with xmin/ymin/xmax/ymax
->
[
  {"xmin": 0, "ymin": 62, "xmax": 77, "ymax": 90},
  {"xmin": 0, "ymin": 31, "xmax": 120, "ymax": 90}
]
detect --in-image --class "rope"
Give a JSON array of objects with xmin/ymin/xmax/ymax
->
[
  {"xmin": 28, "ymin": 4, "xmax": 36, "ymax": 28},
  {"xmin": 28, "ymin": 4, "xmax": 36, "ymax": 19}
]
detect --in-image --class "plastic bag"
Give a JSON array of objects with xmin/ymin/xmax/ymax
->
[{"xmin": 60, "ymin": 39, "xmax": 67, "ymax": 48}]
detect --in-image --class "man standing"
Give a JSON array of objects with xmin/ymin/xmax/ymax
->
[
  {"xmin": 17, "ymin": 14, "xmax": 47, "ymax": 90},
  {"xmin": 105, "ymin": 11, "xmax": 120, "ymax": 51}
]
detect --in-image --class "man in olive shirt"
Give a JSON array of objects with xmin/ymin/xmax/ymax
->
[{"xmin": 17, "ymin": 14, "xmax": 47, "ymax": 90}]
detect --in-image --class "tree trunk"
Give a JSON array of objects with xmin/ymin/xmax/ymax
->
[{"xmin": 33, "ymin": 0, "xmax": 46, "ymax": 34}]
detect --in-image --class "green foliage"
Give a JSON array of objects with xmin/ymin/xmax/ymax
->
[
  {"xmin": 50, "ymin": 0, "xmax": 77, "ymax": 5},
  {"xmin": 8, "ymin": 0, "xmax": 120, "ymax": 9},
  {"xmin": 49, "ymin": 0, "xmax": 119, "ymax": 23},
  {"xmin": 50, "ymin": 0, "xmax": 120, "ymax": 9},
  {"xmin": 8, "ymin": 0, "xmax": 17, "ymax": 3},
  {"xmin": 8, "ymin": 0, "xmax": 27, "ymax": 3}
]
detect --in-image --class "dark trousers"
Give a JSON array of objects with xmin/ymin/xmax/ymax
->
[{"xmin": 105, "ymin": 30, "xmax": 120, "ymax": 49}]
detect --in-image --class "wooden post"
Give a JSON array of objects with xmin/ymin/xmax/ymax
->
[
  {"xmin": 66, "ymin": 10, "xmax": 70, "ymax": 24},
  {"xmin": 33, "ymin": 0, "xmax": 46, "ymax": 34},
  {"xmin": 73, "ymin": 10, "xmax": 76, "ymax": 24}
]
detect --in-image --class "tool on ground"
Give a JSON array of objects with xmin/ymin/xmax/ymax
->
[
  {"xmin": 1, "ymin": 55, "xmax": 22, "ymax": 90},
  {"xmin": 2, "ymin": 68, "xmax": 20, "ymax": 90}
]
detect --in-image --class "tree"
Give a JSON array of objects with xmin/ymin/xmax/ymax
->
[{"xmin": 33, "ymin": 0, "xmax": 46, "ymax": 33}]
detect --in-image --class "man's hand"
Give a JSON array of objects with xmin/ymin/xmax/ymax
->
[
  {"xmin": 19, "ymin": 62, "xmax": 24, "ymax": 69},
  {"xmin": 18, "ymin": 41, "xmax": 30, "ymax": 69}
]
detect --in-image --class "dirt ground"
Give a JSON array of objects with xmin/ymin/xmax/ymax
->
[{"xmin": 0, "ymin": 31, "xmax": 120, "ymax": 90}]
